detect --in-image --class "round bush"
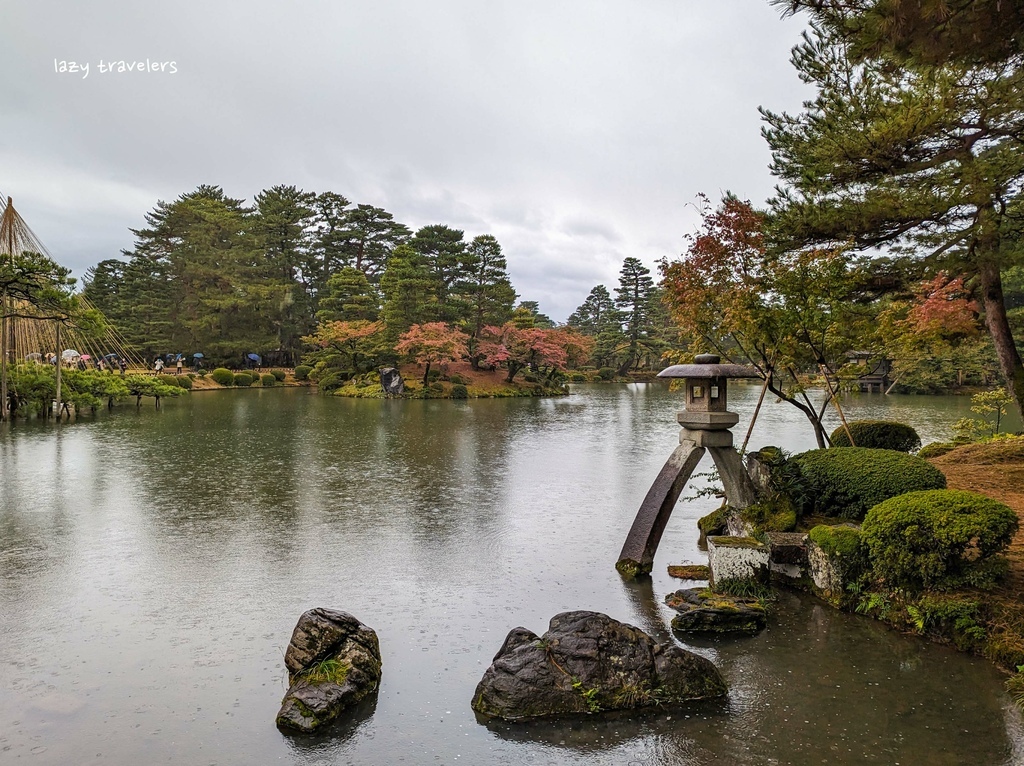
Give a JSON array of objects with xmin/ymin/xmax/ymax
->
[
  {"xmin": 862, "ymin": 489, "xmax": 1019, "ymax": 591},
  {"xmin": 830, "ymin": 420, "xmax": 921, "ymax": 452},
  {"xmin": 448, "ymin": 373, "xmax": 465, "ymax": 385},
  {"xmin": 271, "ymin": 369, "xmax": 286, "ymax": 381},
  {"xmin": 211, "ymin": 367, "xmax": 234, "ymax": 386},
  {"xmin": 450, "ymin": 383, "xmax": 468, "ymax": 399},
  {"xmin": 158, "ymin": 374, "xmax": 179, "ymax": 387},
  {"xmin": 598, "ymin": 367, "xmax": 616, "ymax": 381},
  {"xmin": 426, "ymin": 369, "xmax": 441, "ymax": 383},
  {"xmin": 569, "ymin": 372, "xmax": 587, "ymax": 382},
  {"xmin": 429, "ymin": 381, "xmax": 444, "ymax": 392},
  {"xmin": 175, "ymin": 375, "xmax": 193, "ymax": 390},
  {"xmin": 260, "ymin": 373, "xmax": 277, "ymax": 386},
  {"xmin": 233, "ymin": 373, "xmax": 253, "ymax": 387},
  {"xmin": 294, "ymin": 365, "xmax": 312, "ymax": 381},
  {"xmin": 792, "ymin": 447, "xmax": 946, "ymax": 520}
]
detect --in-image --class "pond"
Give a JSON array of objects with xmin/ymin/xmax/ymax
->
[{"xmin": 1, "ymin": 383, "xmax": 1021, "ymax": 765}]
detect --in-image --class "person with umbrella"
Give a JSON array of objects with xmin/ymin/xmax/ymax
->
[{"xmin": 176, "ymin": 355, "xmax": 183, "ymax": 375}]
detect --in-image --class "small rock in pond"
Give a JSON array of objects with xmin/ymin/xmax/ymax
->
[
  {"xmin": 665, "ymin": 588, "xmax": 767, "ymax": 635},
  {"xmin": 471, "ymin": 610, "xmax": 726, "ymax": 721},
  {"xmin": 275, "ymin": 608, "xmax": 382, "ymax": 733},
  {"xmin": 668, "ymin": 564, "xmax": 711, "ymax": 580}
]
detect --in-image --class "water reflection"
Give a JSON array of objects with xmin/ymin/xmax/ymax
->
[{"xmin": 0, "ymin": 384, "xmax": 1019, "ymax": 765}]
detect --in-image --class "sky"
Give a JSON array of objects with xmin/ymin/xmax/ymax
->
[{"xmin": 0, "ymin": 1, "xmax": 809, "ymax": 321}]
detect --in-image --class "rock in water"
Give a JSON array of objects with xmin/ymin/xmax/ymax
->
[
  {"xmin": 378, "ymin": 367, "xmax": 405, "ymax": 396},
  {"xmin": 471, "ymin": 611, "xmax": 726, "ymax": 720},
  {"xmin": 276, "ymin": 608, "xmax": 382, "ymax": 733},
  {"xmin": 665, "ymin": 588, "xmax": 767, "ymax": 635}
]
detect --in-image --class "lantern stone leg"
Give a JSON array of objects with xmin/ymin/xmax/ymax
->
[
  {"xmin": 707, "ymin": 446, "xmax": 759, "ymax": 509},
  {"xmin": 616, "ymin": 440, "xmax": 706, "ymax": 577}
]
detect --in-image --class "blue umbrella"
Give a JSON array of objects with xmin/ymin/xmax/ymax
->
[
  {"xmin": 192, "ymin": 352, "xmax": 204, "ymax": 358},
  {"xmin": 246, "ymin": 353, "xmax": 262, "ymax": 363}
]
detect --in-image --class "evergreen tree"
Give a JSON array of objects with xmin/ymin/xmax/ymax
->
[
  {"xmin": 453, "ymin": 234, "xmax": 517, "ymax": 366},
  {"xmin": 762, "ymin": 22, "xmax": 1024, "ymax": 417},
  {"xmin": 344, "ymin": 204, "xmax": 411, "ymax": 281},
  {"xmin": 614, "ymin": 257, "xmax": 657, "ymax": 374},
  {"xmin": 411, "ymin": 224, "xmax": 466, "ymax": 320},
  {"xmin": 316, "ymin": 267, "xmax": 380, "ymax": 323},
  {"xmin": 515, "ymin": 301, "xmax": 555, "ymax": 328},
  {"xmin": 252, "ymin": 184, "xmax": 317, "ymax": 359},
  {"xmin": 379, "ymin": 244, "xmax": 439, "ymax": 340}
]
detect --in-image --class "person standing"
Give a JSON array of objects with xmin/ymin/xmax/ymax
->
[{"xmin": 176, "ymin": 356, "xmax": 183, "ymax": 375}]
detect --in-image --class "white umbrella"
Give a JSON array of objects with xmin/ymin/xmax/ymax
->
[{"xmin": 61, "ymin": 349, "xmax": 81, "ymax": 360}]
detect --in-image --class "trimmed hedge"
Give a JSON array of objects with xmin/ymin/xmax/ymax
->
[
  {"xmin": 862, "ymin": 489, "xmax": 1018, "ymax": 591},
  {"xmin": 792, "ymin": 447, "xmax": 946, "ymax": 520},
  {"xmin": 233, "ymin": 373, "xmax": 253, "ymax": 387},
  {"xmin": 271, "ymin": 369, "xmax": 286, "ymax": 381},
  {"xmin": 294, "ymin": 365, "xmax": 312, "ymax": 381},
  {"xmin": 830, "ymin": 420, "xmax": 921, "ymax": 452},
  {"xmin": 450, "ymin": 383, "xmax": 468, "ymax": 399},
  {"xmin": 211, "ymin": 368, "xmax": 234, "ymax": 386},
  {"xmin": 260, "ymin": 373, "xmax": 277, "ymax": 386},
  {"xmin": 157, "ymin": 374, "xmax": 179, "ymax": 387},
  {"xmin": 175, "ymin": 375, "xmax": 193, "ymax": 390}
]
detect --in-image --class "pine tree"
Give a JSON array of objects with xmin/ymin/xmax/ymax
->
[
  {"xmin": 411, "ymin": 224, "xmax": 466, "ymax": 320},
  {"xmin": 316, "ymin": 267, "xmax": 380, "ymax": 323},
  {"xmin": 379, "ymin": 244, "xmax": 439, "ymax": 340},
  {"xmin": 614, "ymin": 257, "xmax": 656, "ymax": 374},
  {"xmin": 453, "ymin": 234, "xmax": 517, "ymax": 366},
  {"xmin": 762, "ymin": 22, "xmax": 1024, "ymax": 418}
]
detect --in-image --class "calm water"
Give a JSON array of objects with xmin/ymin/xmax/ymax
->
[{"xmin": 1, "ymin": 383, "xmax": 1021, "ymax": 765}]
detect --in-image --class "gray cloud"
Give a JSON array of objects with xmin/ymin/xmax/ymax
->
[{"xmin": 1, "ymin": 0, "xmax": 809, "ymax": 320}]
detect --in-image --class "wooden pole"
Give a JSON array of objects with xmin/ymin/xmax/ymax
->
[
  {"xmin": 55, "ymin": 323, "xmax": 62, "ymax": 419},
  {"xmin": 819, "ymin": 363, "xmax": 855, "ymax": 446},
  {"xmin": 740, "ymin": 373, "xmax": 771, "ymax": 455}
]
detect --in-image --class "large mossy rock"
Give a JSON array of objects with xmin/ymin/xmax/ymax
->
[
  {"xmin": 471, "ymin": 611, "xmax": 726, "ymax": 720},
  {"xmin": 666, "ymin": 588, "xmax": 768, "ymax": 635},
  {"xmin": 276, "ymin": 608, "xmax": 382, "ymax": 733},
  {"xmin": 378, "ymin": 367, "xmax": 405, "ymax": 396}
]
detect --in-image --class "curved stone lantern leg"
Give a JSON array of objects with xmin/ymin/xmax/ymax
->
[
  {"xmin": 707, "ymin": 446, "xmax": 758, "ymax": 509},
  {"xmin": 615, "ymin": 439, "xmax": 706, "ymax": 577}
]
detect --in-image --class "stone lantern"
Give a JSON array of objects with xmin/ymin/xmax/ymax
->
[{"xmin": 616, "ymin": 354, "xmax": 761, "ymax": 577}]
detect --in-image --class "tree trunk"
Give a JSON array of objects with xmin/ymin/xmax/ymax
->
[
  {"xmin": 422, "ymin": 361, "xmax": 431, "ymax": 385},
  {"xmin": 978, "ymin": 259, "xmax": 1024, "ymax": 421}
]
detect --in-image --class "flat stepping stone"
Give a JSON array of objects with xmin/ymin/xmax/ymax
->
[
  {"xmin": 667, "ymin": 564, "xmax": 710, "ymax": 579},
  {"xmin": 665, "ymin": 588, "xmax": 767, "ymax": 636}
]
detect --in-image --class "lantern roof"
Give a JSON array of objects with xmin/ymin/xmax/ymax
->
[{"xmin": 658, "ymin": 354, "xmax": 760, "ymax": 379}]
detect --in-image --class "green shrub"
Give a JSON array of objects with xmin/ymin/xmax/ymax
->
[
  {"xmin": 157, "ymin": 374, "xmax": 179, "ymax": 387},
  {"xmin": 233, "ymin": 373, "xmax": 253, "ymax": 387},
  {"xmin": 450, "ymin": 383, "xmax": 468, "ymax": 399},
  {"xmin": 211, "ymin": 368, "xmax": 234, "ymax": 386},
  {"xmin": 830, "ymin": 420, "xmax": 922, "ymax": 452},
  {"xmin": 792, "ymin": 447, "xmax": 947, "ymax": 520},
  {"xmin": 271, "ymin": 369, "xmax": 286, "ymax": 381},
  {"xmin": 747, "ymin": 446, "xmax": 810, "ymax": 514},
  {"xmin": 429, "ymin": 381, "xmax": 444, "ymax": 392},
  {"xmin": 317, "ymin": 372, "xmax": 345, "ymax": 391},
  {"xmin": 175, "ymin": 375, "xmax": 193, "ymax": 390},
  {"xmin": 294, "ymin": 365, "xmax": 312, "ymax": 381},
  {"xmin": 808, "ymin": 524, "xmax": 864, "ymax": 559},
  {"xmin": 569, "ymin": 372, "xmax": 587, "ymax": 382},
  {"xmin": 523, "ymin": 373, "xmax": 539, "ymax": 383},
  {"xmin": 426, "ymin": 369, "xmax": 441, "ymax": 383},
  {"xmin": 598, "ymin": 367, "xmax": 616, "ymax": 381},
  {"xmin": 260, "ymin": 373, "xmax": 277, "ymax": 386},
  {"xmin": 862, "ymin": 489, "xmax": 1018, "ymax": 591},
  {"xmin": 449, "ymin": 373, "xmax": 465, "ymax": 385},
  {"xmin": 197, "ymin": 370, "xmax": 208, "ymax": 379},
  {"xmin": 907, "ymin": 595, "xmax": 986, "ymax": 651},
  {"xmin": 918, "ymin": 441, "xmax": 958, "ymax": 459},
  {"xmin": 741, "ymin": 500, "xmax": 797, "ymax": 532}
]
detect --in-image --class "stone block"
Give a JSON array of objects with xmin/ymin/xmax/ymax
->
[{"xmin": 707, "ymin": 536, "xmax": 769, "ymax": 585}]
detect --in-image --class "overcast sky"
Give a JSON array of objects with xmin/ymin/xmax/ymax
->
[{"xmin": 1, "ymin": 1, "xmax": 808, "ymax": 321}]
